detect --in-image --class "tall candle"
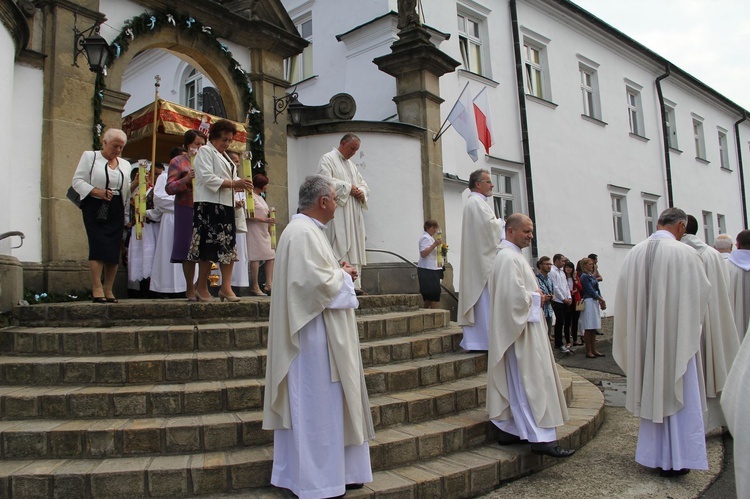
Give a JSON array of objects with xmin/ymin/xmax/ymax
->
[
  {"xmin": 269, "ymin": 207, "xmax": 276, "ymax": 250},
  {"xmin": 136, "ymin": 160, "xmax": 147, "ymax": 240},
  {"xmin": 242, "ymin": 151, "xmax": 254, "ymax": 217},
  {"xmin": 189, "ymin": 148, "xmax": 197, "ymax": 191},
  {"xmin": 436, "ymin": 229, "xmax": 443, "ymax": 268}
]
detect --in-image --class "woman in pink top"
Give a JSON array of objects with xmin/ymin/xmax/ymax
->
[{"xmin": 245, "ymin": 173, "xmax": 275, "ymax": 295}]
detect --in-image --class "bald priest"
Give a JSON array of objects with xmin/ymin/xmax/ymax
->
[{"xmin": 487, "ymin": 213, "xmax": 574, "ymax": 458}]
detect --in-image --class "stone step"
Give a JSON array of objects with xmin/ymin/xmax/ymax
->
[
  {"xmin": 0, "ymin": 349, "xmax": 484, "ymax": 419},
  {"xmin": 0, "ymin": 309, "xmax": 451, "ymax": 355},
  {"xmin": 0, "ymin": 374, "xmax": 521, "ymax": 460},
  {"xmin": 0, "ymin": 372, "xmax": 603, "ymax": 498},
  {"xmin": 0, "ymin": 327, "xmax": 460, "ymax": 386},
  {"xmin": 12, "ymin": 294, "xmax": 423, "ymax": 327}
]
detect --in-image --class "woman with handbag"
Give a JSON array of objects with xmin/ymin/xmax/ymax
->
[
  {"xmin": 71, "ymin": 128, "xmax": 131, "ymax": 303},
  {"xmin": 578, "ymin": 257, "xmax": 607, "ymax": 358},
  {"xmin": 565, "ymin": 261, "xmax": 584, "ymax": 346},
  {"xmin": 187, "ymin": 119, "xmax": 252, "ymax": 302}
]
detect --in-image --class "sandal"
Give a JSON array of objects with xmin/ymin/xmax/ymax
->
[
  {"xmin": 585, "ymin": 354, "xmax": 596, "ymax": 358},
  {"xmin": 573, "ymin": 341, "xmax": 584, "ymax": 346},
  {"xmin": 595, "ymin": 352, "xmax": 606, "ymax": 357}
]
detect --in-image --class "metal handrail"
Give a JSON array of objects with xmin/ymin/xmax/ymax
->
[
  {"xmin": 365, "ymin": 248, "xmax": 458, "ymax": 302},
  {"xmin": 0, "ymin": 231, "xmax": 24, "ymax": 249}
]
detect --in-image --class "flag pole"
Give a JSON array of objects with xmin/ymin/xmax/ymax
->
[
  {"xmin": 433, "ymin": 81, "xmax": 470, "ymax": 142},
  {"xmin": 150, "ymin": 75, "xmax": 161, "ymax": 185}
]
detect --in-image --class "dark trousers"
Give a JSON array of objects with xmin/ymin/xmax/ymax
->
[
  {"xmin": 570, "ymin": 306, "xmax": 581, "ymax": 342},
  {"xmin": 552, "ymin": 301, "xmax": 570, "ymax": 348}
]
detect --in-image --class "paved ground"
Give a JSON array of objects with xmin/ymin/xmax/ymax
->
[{"xmin": 480, "ymin": 322, "xmax": 736, "ymax": 498}]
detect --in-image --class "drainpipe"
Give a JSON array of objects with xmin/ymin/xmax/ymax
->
[
  {"xmin": 655, "ymin": 64, "xmax": 673, "ymax": 207},
  {"xmin": 509, "ymin": 0, "xmax": 538, "ymax": 259},
  {"xmin": 734, "ymin": 111, "xmax": 748, "ymax": 229}
]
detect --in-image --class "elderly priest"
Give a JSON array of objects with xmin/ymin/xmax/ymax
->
[
  {"xmin": 263, "ymin": 175, "xmax": 374, "ymax": 498},
  {"xmin": 727, "ymin": 229, "xmax": 750, "ymax": 342},
  {"xmin": 614, "ymin": 208, "xmax": 710, "ymax": 477},
  {"xmin": 487, "ymin": 213, "xmax": 574, "ymax": 458}
]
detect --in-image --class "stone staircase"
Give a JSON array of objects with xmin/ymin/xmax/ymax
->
[{"xmin": 0, "ymin": 295, "xmax": 604, "ymax": 498}]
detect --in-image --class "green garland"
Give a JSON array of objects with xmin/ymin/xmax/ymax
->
[{"xmin": 93, "ymin": 10, "xmax": 266, "ymax": 173}]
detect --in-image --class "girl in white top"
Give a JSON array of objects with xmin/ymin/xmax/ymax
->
[{"xmin": 417, "ymin": 219, "xmax": 443, "ymax": 309}]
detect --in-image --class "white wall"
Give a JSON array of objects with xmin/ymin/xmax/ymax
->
[
  {"xmin": 0, "ymin": 26, "xmax": 16, "ymax": 256},
  {"xmin": 287, "ymin": 132, "xmax": 423, "ymax": 263}
]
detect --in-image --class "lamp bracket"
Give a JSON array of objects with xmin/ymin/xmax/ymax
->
[
  {"xmin": 273, "ymin": 87, "xmax": 299, "ymax": 124},
  {"xmin": 72, "ymin": 12, "xmax": 102, "ymax": 68}
]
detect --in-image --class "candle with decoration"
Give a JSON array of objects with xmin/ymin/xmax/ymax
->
[
  {"xmin": 242, "ymin": 151, "xmax": 254, "ymax": 217},
  {"xmin": 189, "ymin": 147, "xmax": 198, "ymax": 191},
  {"xmin": 135, "ymin": 160, "xmax": 148, "ymax": 240},
  {"xmin": 436, "ymin": 229, "xmax": 443, "ymax": 268},
  {"xmin": 269, "ymin": 207, "xmax": 277, "ymax": 249}
]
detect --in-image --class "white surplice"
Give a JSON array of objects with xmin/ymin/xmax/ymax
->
[
  {"xmin": 727, "ymin": 249, "xmax": 750, "ymax": 343},
  {"xmin": 721, "ymin": 325, "xmax": 750, "ymax": 499},
  {"xmin": 149, "ymin": 171, "xmax": 186, "ymax": 293},
  {"xmin": 682, "ymin": 234, "xmax": 739, "ymax": 431},
  {"xmin": 614, "ymin": 230, "xmax": 710, "ymax": 471},
  {"xmin": 318, "ymin": 148, "xmax": 369, "ymax": 289},
  {"xmin": 263, "ymin": 214, "xmax": 374, "ymax": 498},
  {"xmin": 128, "ymin": 184, "xmax": 159, "ymax": 287},
  {"xmin": 487, "ymin": 241, "xmax": 567, "ymax": 441},
  {"xmin": 458, "ymin": 192, "xmax": 505, "ymax": 351}
]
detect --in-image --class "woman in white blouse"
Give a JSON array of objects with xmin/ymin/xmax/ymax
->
[
  {"xmin": 71, "ymin": 128, "xmax": 131, "ymax": 303},
  {"xmin": 417, "ymin": 219, "xmax": 443, "ymax": 309},
  {"xmin": 187, "ymin": 119, "xmax": 252, "ymax": 302}
]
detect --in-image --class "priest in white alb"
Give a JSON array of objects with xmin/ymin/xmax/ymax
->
[
  {"xmin": 614, "ymin": 208, "xmax": 710, "ymax": 477},
  {"xmin": 487, "ymin": 214, "xmax": 574, "ymax": 458},
  {"xmin": 317, "ymin": 133, "xmax": 369, "ymax": 293},
  {"xmin": 681, "ymin": 215, "xmax": 739, "ymax": 431},
  {"xmin": 149, "ymin": 165, "xmax": 187, "ymax": 294},
  {"xmin": 457, "ymin": 169, "xmax": 505, "ymax": 351},
  {"xmin": 263, "ymin": 175, "xmax": 374, "ymax": 498},
  {"xmin": 727, "ymin": 229, "xmax": 750, "ymax": 342},
  {"xmin": 720, "ymin": 320, "xmax": 750, "ymax": 499}
]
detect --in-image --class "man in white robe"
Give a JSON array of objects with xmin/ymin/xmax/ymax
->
[
  {"xmin": 714, "ymin": 234, "xmax": 733, "ymax": 260},
  {"xmin": 614, "ymin": 208, "xmax": 711, "ymax": 476},
  {"xmin": 127, "ymin": 163, "xmax": 163, "ymax": 294},
  {"xmin": 457, "ymin": 169, "xmax": 505, "ymax": 351},
  {"xmin": 317, "ymin": 133, "xmax": 369, "ymax": 293},
  {"xmin": 727, "ymin": 229, "xmax": 750, "ymax": 342},
  {"xmin": 720, "ymin": 322, "xmax": 750, "ymax": 499},
  {"xmin": 681, "ymin": 215, "xmax": 739, "ymax": 431},
  {"xmin": 263, "ymin": 175, "xmax": 374, "ymax": 498},
  {"xmin": 149, "ymin": 168, "xmax": 186, "ymax": 294},
  {"xmin": 487, "ymin": 214, "xmax": 574, "ymax": 458}
]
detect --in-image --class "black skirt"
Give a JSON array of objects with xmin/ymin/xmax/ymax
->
[
  {"xmin": 187, "ymin": 202, "xmax": 237, "ymax": 265},
  {"xmin": 81, "ymin": 196, "xmax": 125, "ymax": 264},
  {"xmin": 418, "ymin": 267, "xmax": 442, "ymax": 302}
]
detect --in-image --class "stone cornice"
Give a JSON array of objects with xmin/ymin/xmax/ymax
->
[
  {"xmin": 289, "ymin": 120, "xmax": 425, "ymax": 140},
  {"xmin": 16, "ymin": 48, "xmax": 46, "ymax": 68},
  {"xmin": 1, "ymin": 0, "xmax": 30, "ymax": 55},
  {"xmin": 32, "ymin": 0, "xmax": 104, "ymax": 21}
]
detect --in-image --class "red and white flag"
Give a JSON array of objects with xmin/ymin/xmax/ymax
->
[
  {"xmin": 447, "ymin": 84, "xmax": 479, "ymax": 162},
  {"xmin": 473, "ymin": 87, "xmax": 494, "ymax": 155}
]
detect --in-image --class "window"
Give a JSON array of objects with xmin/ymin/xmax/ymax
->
[
  {"xmin": 579, "ymin": 64, "xmax": 601, "ymax": 119},
  {"xmin": 491, "ymin": 172, "xmax": 515, "ymax": 219},
  {"xmin": 703, "ymin": 211, "xmax": 715, "ymax": 244},
  {"xmin": 184, "ymin": 68, "xmax": 203, "ymax": 110},
  {"xmin": 717, "ymin": 214, "xmax": 726, "ymax": 235},
  {"xmin": 523, "ymin": 40, "xmax": 549, "ymax": 99},
  {"xmin": 457, "ymin": 13, "xmax": 484, "ymax": 75},
  {"xmin": 664, "ymin": 104, "xmax": 678, "ymax": 149},
  {"xmin": 626, "ymin": 87, "xmax": 644, "ymax": 136},
  {"xmin": 718, "ymin": 129, "xmax": 730, "ymax": 169},
  {"xmin": 285, "ymin": 18, "xmax": 313, "ymax": 83},
  {"xmin": 693, "ymin": 117, "xmax": 706, "ymax": 160},
  {"xmin": 644, "ymin": 200, "xmax": 657, "ymax": 236}
]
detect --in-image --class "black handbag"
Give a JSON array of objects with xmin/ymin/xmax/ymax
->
[
  {"xmin": 94, "ymin": 158, "xmax": 123, "ymax": 223},
  {"xmin": 68, "ymin": 152, "xmax": 97, "ymax": 209}
]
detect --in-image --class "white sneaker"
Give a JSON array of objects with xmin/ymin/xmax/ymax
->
[{"xmin": 558, "ymin": 346, "xmax": 570, "ymax": 353}]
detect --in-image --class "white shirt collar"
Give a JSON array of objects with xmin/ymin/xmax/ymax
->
[
  {"xmin": 649, "ymin": 229, "xmax": 676, "ymax": 240},
  {"xmin": 503, "ymin": 240, "xmax": 522, "ymax": 253},
  {"xmin": 469, "ymin": 191, "xmax": 488, "ymax": 201},
  {"xmin": 728, "ymin": 249, "xmax": 750, "ymax": 271},
  {"xmin": 293, "ymin": 212, "xmax": 326, "ymax": 229}
]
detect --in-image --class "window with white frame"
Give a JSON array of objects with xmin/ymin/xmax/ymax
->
[
  {"xmin": 523, "ymin": 40, "xmax": 548, "ymax": 99},
  {"xmin": 664, "ymin": 104, "xmax": 678, "ymax": 149},
  {"xmin": 703, "ymin": 211, "xmax": 715, "ymax": 244},
  {"xmin": 626, "ymin": 86, "xmax": 644, "ymax": 136},
  {"xmin": 184, "ymin": 68, "xmax": 203, "ymax": 111},
  {"xmin": 457, "ymin": 13, "xmax": 484, "ymax": 75},
  {"xmin": 285, "ymin": 18, "xmax": 313, "ymax": 83},
  {"xmin": 491, "ymin": 171, "xmax": 516, "ymax": 219},
  {"xmin": 693, "ymin": 117, "xmax": 706, "ymax": 160},
  {"xmin": 579, "ymin": 63, "xmax": 601, "ymax": 119},
  {"xmin": 608, "ymin": 186, "xmax": 631, "ymax": 244},
  {"xmin": 718, "ymin": 129, "xmax": 730, "ymax": 169},
  {"xmin": 717, "ymin": 214, "xmax": 726, "ymax": 235},
  {"xmin": 644, "ymin": 200, "xmax": 657, "ymax": 236}
]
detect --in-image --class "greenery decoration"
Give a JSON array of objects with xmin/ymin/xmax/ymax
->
[{"xmin": 92, "ymin": 10, "xmax": 266, "ymax": 173}]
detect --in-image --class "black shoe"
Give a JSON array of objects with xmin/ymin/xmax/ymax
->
[
  {"xmin": 345, "ymin": 483, "xmax": 364, "ymax": 490},
  {"xmin": 354, "ymin": 289, "xmax": 366, "ymax": 296},
  {"xmin": 530, "ymin": 442, "xmax": 575, "ymax": 458},
  {"xmin": 92, "ymin": 297, "xmax": 106, "ymax": 304},
  {"xmin": 659, "ymin": 468, "xmax": 690, "ymax": 477},
  {"xmin": 497, "ymin": 429, "xmax": 526, "ymax": 445}
]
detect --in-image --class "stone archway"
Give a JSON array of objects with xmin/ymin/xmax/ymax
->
[{"xmin": 101, "ymin": 29, "xmax": 245, "ymax": 127}]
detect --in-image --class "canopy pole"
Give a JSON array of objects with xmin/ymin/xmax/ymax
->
[{"xmin": 150, "ymin": 75, "xmax": 161, "ymax": 185}]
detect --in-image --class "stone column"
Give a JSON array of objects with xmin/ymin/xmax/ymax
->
[{"xmin": 374, "ymin": 26, "xmax": 458, "ymax": 235}]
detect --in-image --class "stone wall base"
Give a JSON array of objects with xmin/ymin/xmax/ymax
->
[
  {"xmin": 0, "ymin": 255, "xmax": 23, "ymax": 313},
  {"xmin": 22, "ymin": 261, "xmax": 128, "ymax": 296}
]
